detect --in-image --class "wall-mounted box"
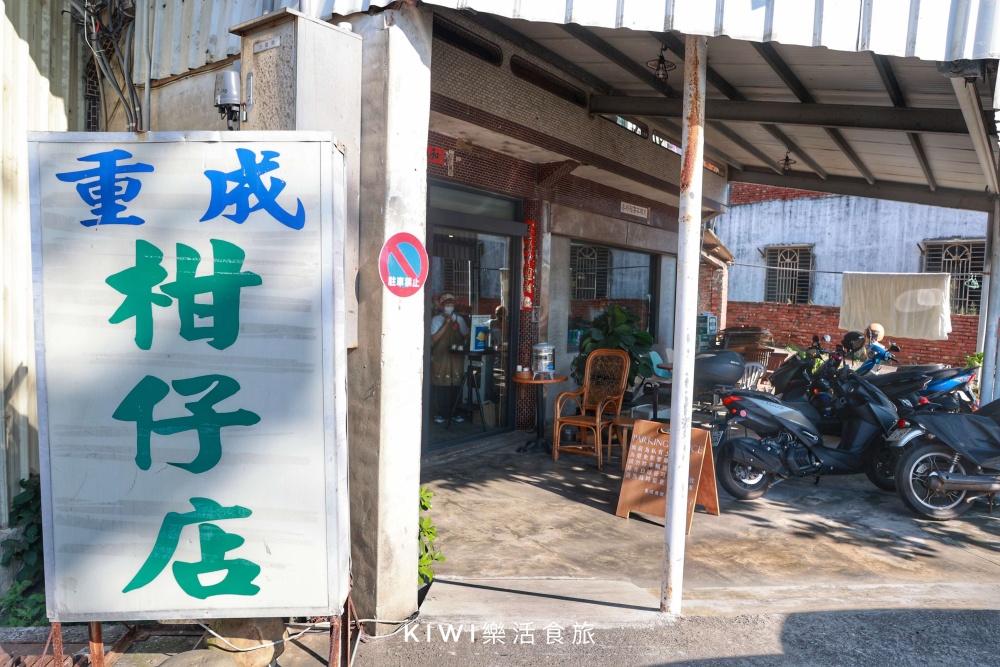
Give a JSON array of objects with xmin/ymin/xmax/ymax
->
[{"xmin": 232, "ymin": 8, "xmax": 362, "ymax": 347}]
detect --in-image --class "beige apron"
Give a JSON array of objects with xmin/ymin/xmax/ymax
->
[{"xmin": 431, "ymin": 319, "xmax": 465, "ymax": 386}]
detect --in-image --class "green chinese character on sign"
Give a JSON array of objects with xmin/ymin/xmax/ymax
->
[
  {"xmin": 113, "ymin": 374, "xmax": 260, "ymax": 474},
  {"xmin": 106, "ymin": 239, "xmax": 262, "ymax": 350},
  {"xmin": 106, "ymin": 240, "xmax": 172, "ymax": 350},
  {"xmin": 124, "ymin": 497, "xmax": 260, "ymax": 599},
  {"xmin": 161, "ymin": 240, "xmax": 262, "ymax": 350}
]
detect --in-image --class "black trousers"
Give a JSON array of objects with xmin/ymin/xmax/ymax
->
[{"xmin": 433, "ymin": 385, "xmax": 460, "ymax": 418}]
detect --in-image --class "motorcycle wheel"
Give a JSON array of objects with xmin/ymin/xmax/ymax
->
[
  {"xmin": 716, "ymin": 443, "xmax": 773, "ymax": 500},
  {"xmin": 865, "ymin": 440, "xmax": 897, "ymax": 492},
  {"xmin": 895, "ymin": 442, "xmax": 974, "ymax": 520}
]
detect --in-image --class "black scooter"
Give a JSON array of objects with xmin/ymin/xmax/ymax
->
[
  {"xmin": 894, "ymin": 399, "xmax": 1000, "ymax": 520},
  {"xmin": 715, "ymin": 355, "xmax": 900, "ymax": 499}
]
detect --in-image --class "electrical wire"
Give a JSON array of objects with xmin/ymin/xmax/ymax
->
[
  {"xmin": 729, "ymin": 260, "xmax": 990, "ymax": 278},
  {"xmin": 65, "ymin": 0, "xmax": 142, "ymax": 130},
  {"xmin": 355, "ymin": 611, "xmax": 421, "ymax": 642},
  {"xmin": 196, "ymin": 622, "xmax": 324, "ymax": 652}
]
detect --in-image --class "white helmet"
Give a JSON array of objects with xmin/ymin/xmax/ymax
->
[{"xmin": 866, "ymin": 322, "xmax": 885, "ymax": 343}]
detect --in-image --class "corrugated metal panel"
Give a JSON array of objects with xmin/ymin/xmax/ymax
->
[
  {"xmin": 135, "ymin": 0, "xmax": 386, "ymax": 81},
  {"xmin": 427, "ymin": 0, "xmax": 1000, "ymax": 61},
  {"xmin": 1, "ymin": 0, "xmax": 86, "ymax": 523},
  {"xmin": 139, "ymin": 0, "xmax": 1000, "ymax": 81}
]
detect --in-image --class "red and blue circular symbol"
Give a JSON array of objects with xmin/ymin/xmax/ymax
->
[{"xmin": 379, "ymin": 232, "xmax": 429, "ymax": 298}]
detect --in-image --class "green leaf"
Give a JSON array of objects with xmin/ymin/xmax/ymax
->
[
  {"xmin": 11, "ymin": 490, "xmax": 32, "ymax": 507},
  {"xmin": 589, "ymin": 328, "xmax": 605, "ymax": 342}
]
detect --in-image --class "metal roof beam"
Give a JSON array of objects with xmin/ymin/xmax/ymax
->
[
  {"xmin": 653, "ymin": 31, "xmax": 827, "ymax": 179},
  {"xmin": 751, "ymin": 42, "xmax": 877, "ymax": 184},
  {"xmin": 559, "ymin": 23, "xmax": 681, "ymax": 99},
  {"xmin": 462, "ymin": 13, "xmax": 741, "ymax": 170},
  {"xmin": 871, "ymin": 54, "xmax": 938, "ymax": 191},
  {"xmin": 949, "ymin": 78, "xmax": 1000, "ymax": 195},
  {"xmin": 731, "ymin": 167, "xmax": 993, "ymax": 212},
  {"xmin": 587, "ymin": 96, "xmax": 980, "ymax": 134},
  {"xmin": 709, "ymin": 123, "xmax": 783, "ymax": 174}
]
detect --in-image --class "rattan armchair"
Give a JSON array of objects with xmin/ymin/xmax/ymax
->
[{"xmin": 552, "ymin": 349, "xmax": 631, "ymax": 469}]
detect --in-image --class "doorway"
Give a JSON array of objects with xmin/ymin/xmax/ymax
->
[{"xmin": 423, "ymin": 184, "xmax": 525, "ymax": 450}]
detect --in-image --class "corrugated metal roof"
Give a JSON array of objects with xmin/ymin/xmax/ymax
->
[
  {"xmin": 438, "ymin": 0, "xmax": 1000, "ymax": 61},
  {"xmin": 138, "ymin": 0, "xmax": 1000, "ymax": 81},
  {"xmin": 1, "ymin": 0, "xmax": 87, "ymax": 520}
]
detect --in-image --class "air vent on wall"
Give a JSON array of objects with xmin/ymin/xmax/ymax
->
[
  {"xmin": 510, "ymin": 55, "xmax": 587, "ymax": 108},
  {"xmin": 433, "ymin": 16, "xmax": 503, "ymax": 66}
]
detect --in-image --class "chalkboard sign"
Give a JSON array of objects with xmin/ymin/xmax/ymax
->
[{"xmin": 615, "ymin": 420, "xmax": 720, "ymax": 532}]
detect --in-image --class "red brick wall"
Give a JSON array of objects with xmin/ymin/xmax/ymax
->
[
  {"xmin": 699, "ymin": 263, "xmax": 728, "ymax": 328},
  {"xmin": 726, "ymin": 301, "xmax": 980, "ymax": 367},
  {"xmin": 729, "ymin": 183, "xmax": 834, "ymax": 206}
]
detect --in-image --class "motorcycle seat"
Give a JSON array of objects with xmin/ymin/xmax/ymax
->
[
  {"xmin": 896, "ymin": 364, "xmax": 948, "ymax": 373},
  {"xmin": 865, "ymin": 370, "xmax": 931, "ymax": 388}
]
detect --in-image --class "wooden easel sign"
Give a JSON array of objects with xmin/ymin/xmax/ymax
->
[{"xmin": 615, "ymin": 420, "xmax": 720, "ymax": 533}]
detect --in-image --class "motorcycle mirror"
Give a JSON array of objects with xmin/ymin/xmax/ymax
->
[
  {"xmin": 890, "ymin": 344, "xmax": 900, "ymax": 352},
  {"xmin": 822, "ymin": 334, "xmax": 832, "ymax": 343},
  {"xmin": 812, "ymin": 334, "xmax": 820, "ymax": 343}
]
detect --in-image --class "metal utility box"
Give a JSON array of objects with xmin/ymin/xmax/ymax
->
[
  {"xmin": 696, "ymin": 313, "xmax": 718, "ymax": 351},
  {"xmin": 231, "ymin": 9, "xmax": 362, "ymax": 347}
]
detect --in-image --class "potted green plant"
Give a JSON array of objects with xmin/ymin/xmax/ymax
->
[{"xmin": 570, "ymin": 304, "xmax": 654, "ymax": 386}]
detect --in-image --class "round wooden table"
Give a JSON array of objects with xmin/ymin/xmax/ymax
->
[{"xmin": 511, "ymin": 374, "xmax": 567, "ymax": 453}]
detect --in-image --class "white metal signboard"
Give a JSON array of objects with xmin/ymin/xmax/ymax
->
[{"xmin": 29, "ymin": 132, "xmax": 349, "ymax": 621}]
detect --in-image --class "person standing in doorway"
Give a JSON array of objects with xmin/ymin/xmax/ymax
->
[{"xmin": 430, "ymin": 293, "xmax": 469, "ymax": 424}]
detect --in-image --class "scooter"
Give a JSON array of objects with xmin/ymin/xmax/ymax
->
[
  {"xmin": 772, "ymin": 335, "xmax": 930, "ymax": 434},
  {"xmin": 858, "ymin": 339, "xmax": 979, "ymax": 413},
  {"xmin": 894, "ymin": 398, "xmax": 1000, "ymax": 520},
  {"xmin": 715, "ymin": 336, "xmax": 901, "ymax": 499}
]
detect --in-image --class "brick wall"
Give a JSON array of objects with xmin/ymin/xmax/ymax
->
[
  {"xmin": 699, "ymin": 263, "xmax": 728, "ymax": 327},
  {"xmin": 727, "ymin": 301, "xmax": 980, "ymax": 367},
  {"xmin": 729, "ymin": 183, "xmax": 834, "ymax": 206}
]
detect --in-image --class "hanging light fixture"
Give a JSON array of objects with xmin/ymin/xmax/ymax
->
[
  {"xmin": 646, "ymin": 46, "xmax": 677, "ymax": 83},
  {"xmin": 778, "ymin": 151, "xmax": 797, "ymax": 174}
]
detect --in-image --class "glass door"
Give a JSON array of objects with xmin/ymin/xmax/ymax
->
[{"xmin": 426, "ymin": 227, "xmax": 513, "ymax": 448}]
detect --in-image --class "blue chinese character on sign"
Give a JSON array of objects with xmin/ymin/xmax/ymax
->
[
  {"xmin": 201, "ymin": 148, "xmax": 305, "ymax": 229},
  {"xmin": 55, "ymin": 149, "xmax": 154, "ymax": 227}
]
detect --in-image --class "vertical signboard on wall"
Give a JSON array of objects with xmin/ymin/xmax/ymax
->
[{"xmin": 29, "ymin": 132, "xmax": 349, "ymax": 621}]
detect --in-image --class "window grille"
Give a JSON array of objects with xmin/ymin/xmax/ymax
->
[
  {"xmin": 441, "ymin": 257, "xmax": 471, "ymax": 295},
  {"xmin": 571, "ymin": 245, "xmax": 611, "ymax": 300},
  {"xmin": 923, "ymin": 239, "xmax": 986, "ymax": 314},
  {"xmin": 764, "ymin": 246, "xmax": 813, "ymax": 304}
]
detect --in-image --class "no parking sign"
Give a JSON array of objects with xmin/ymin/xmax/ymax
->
[{"xmin": 379, "ymin": 232, "xmax": 428, "ymax": 297}]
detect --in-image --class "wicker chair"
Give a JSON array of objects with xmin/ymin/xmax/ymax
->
[
  {"xmin": 737, "ymin": 362, "xmax": 766, "ymax": 391},
  {"xmin": 552, "ymin": 349, "xmax": 630, "ymax": 469}
]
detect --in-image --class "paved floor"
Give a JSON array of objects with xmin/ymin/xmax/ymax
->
[
  {"xmin": 420, "ymin": 436, "xmax": 1000, "ymax": 615},
  {"xmin": 19, "ymin": 431, "xmax": 1000, "ymax": 667}
]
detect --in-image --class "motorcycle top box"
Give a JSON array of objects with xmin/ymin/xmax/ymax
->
[{"xmin": 694, "ymin": 350, "xmax": 746, "ymax": 388}]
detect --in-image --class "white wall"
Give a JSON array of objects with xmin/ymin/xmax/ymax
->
[{"xmin": 716, "ymin": 195, "xmax": 987, "ymax": 305}]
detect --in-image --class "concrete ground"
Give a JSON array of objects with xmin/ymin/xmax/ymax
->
[
  {"xmin": 420, "ymin": 435, "xmax": 1000, "ymax": 616},
  {"xmin": 16, "ymin": 431, "xmax": 1000, "ymax": 667}
]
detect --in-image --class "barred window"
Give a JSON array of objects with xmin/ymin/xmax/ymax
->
[
  {"xmin": 571, "ymin": 244, "xmax": 611, "ymax": 300},
  {"xmin": 923, "ymin": 239, "xmax": 986, "ymax": 314},
  {"xmin": 764, "ymin": 245, "xmax": 813, "ymax": 304},
  {"xmin": 440, "ymin": 257, "xmax": 471, "ymax": 295}
]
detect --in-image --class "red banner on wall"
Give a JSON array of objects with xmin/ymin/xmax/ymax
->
[
  {"xmin": 522, "ymin": 219, "xmax": 537, "ymax": 310},
  {"xmin": 427, "ymin": 146, "xmax": 447, "ymax": 166}
]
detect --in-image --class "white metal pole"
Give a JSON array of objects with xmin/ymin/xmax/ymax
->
[
  {"xmin": 144, "ymin": 0, "xmax": 153, "ymax": 132},
  {"xmin": 982, "ymin": 199, "xmax": 1000, "ymax": 403},
  {"xmin": 978, "ymin": 212, "xmax": 990, "ymax": 355},
  {"xmin": 662, "ymin": 34, "xmax": 706, "ymax": 616}
]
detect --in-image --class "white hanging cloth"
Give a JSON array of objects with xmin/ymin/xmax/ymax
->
[{"xmin": 839, "ymin": 272, "xmax": 952, "ymax": 341}]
